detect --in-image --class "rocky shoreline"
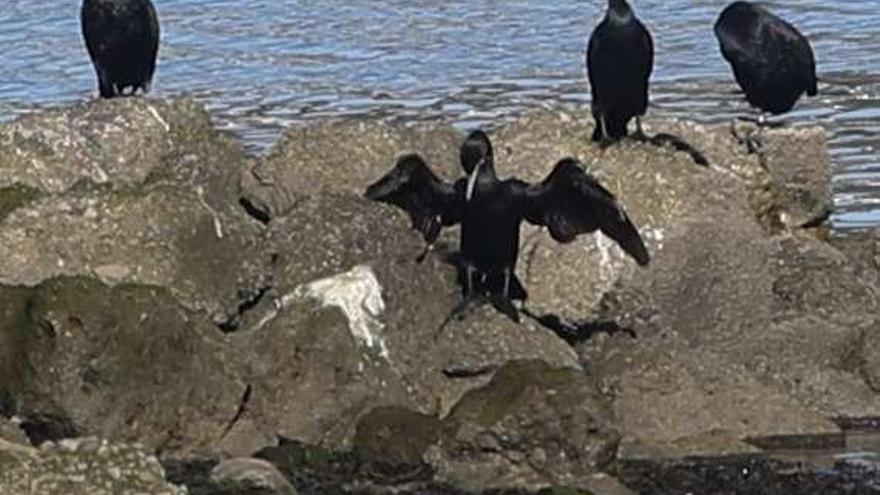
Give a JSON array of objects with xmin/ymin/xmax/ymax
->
[{"xmin": 0, "ymin": 97, "xmax": 878, "ymax": 494}]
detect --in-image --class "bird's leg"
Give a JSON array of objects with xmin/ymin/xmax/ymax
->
[
  {"xmin": 730, "ymin": 114, "xmax": 764, "ymax": 155},
  {"xmin": 597, "ymin": 115, "xmax": 614, "ymax": 149},
  {"xmin": 436, "ymin": 265, "xmax": 484, "ymax": 339},
  {"xmin": 464, "ymin": 264, "xmax": 475, "ymax": 298},
  {"xmin": 742, "ymin": 112, "xmax": 768, "ymax": 154},
  {"xmin": 415, "ymin": 244, "xmax": 431, "ymax": 264},
  {"xmin": 634, "ymin": 116, "xmax": 647, "ymax": 139},
  {"xmin": 416, "ymin": 216, "xmax": 442, "ymax": 263},
  {"xmin": 489, "ymin": 268, "xmax": 520, "ymax": 324}
]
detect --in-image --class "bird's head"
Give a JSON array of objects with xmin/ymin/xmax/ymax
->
[
  {"xmin": 460, "ymin": 130, "xmax": 494, "ymax": 201},
  {"xmin": 608, "ymin": 0, "xmax": 633, "ymax": 18}
]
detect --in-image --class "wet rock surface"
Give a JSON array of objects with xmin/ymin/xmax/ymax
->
[
  {"xmin": 0, "ymin": 436, "xmax": 186, "ymax": 495},
  {"xmin": 0, "ymin": 99, "xmax": 877, "ymax": 494}
]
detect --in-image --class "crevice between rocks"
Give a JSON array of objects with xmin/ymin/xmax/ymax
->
[
  {"xmin": 521, "ymin": 308, "xmax": 636, "ymax": 347},
  {"xmin": 221, "ymin": 384, "xmax": 252, "ymax": 439},
  {"xmin": 217, "ymin": 286, "xmax": 272, "ymax": 334},
  {"xmin": 19, "ymin": 413, "xmax": 78, "ymax": 446},
  {"xmin": 239, "ymin": 196, "xmax": 271, "ymax": 225}
]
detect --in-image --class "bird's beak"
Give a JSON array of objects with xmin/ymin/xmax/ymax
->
[{"xmin": 465, "ymin": 158, "xmax": 483, "ymax": 202}]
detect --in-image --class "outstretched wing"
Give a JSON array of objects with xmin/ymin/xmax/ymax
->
[
  {"xmin": 515, "ymin": 158, "xmax": 650, "ymax": 265},
  {"xmin": 365, "ymin": 153, "xmax": 462, "ymax": 244}
]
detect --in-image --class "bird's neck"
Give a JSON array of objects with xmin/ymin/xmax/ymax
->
[
  {"xmin": 466, "ymin": 158, "xmax": 497, "ymax": 202},
  {"xmin": 478, "ymin": 159, "xmax": 497, "ymax": 181},
  {"xmin": 607, "ymin": 0, "xmax": 633, "ymax": 22}
]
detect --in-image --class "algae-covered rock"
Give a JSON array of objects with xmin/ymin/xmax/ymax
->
[
  {"xmin": 354, "ymin": 406, "xmax": 442, "ymax": 467},
  {"xmin": 0, "ymin": 183, "xmax": 269, "ymax": 323},
  {"xmin": 429, "ymin": 360, "xmax": 619, "ymax": 492},
  {"xmin": 0, "ymin": 437, "xmax": 185, "ymax": 495},
  {"xmin": 0, "ymin": 97, "xmax": 268, "ymax": 322},
  {"xmin": 0, "ymin": 277, "xmax": 246, "ymax": 455}
]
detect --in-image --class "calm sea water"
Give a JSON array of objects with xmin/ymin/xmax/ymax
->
[{"xmin": 0, "ymin": 1, "xmax": 878, "ymax": 230}]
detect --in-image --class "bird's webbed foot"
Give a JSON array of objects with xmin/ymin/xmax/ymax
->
[
  {"xmin": 415, "ymin": 243, "xmax": 433, "ymax": 264},
  {"xmin": 596, "ymin": 136, "xmax": 618, "ymax": 150},
  {"xmin": 488, "ymin": 294, "xmax": 520, "ymax": 324},
  {"xmin": 730, "ymin": 120, "xmax": 764, "ymax": 155},
  {"xmin": 631, "ymin": 117, "xmax": 648, "ymax": 141}
]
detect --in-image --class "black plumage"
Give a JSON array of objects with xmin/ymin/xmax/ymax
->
[
  {"xmin": 587, "ymin": 0, "xmax": 654, "ymax": 142},
  {"xmin": 365, "ymin": 130, "xmax": 650, "ymax": 304},
  {"xmin": 715, "ymin": 1, "xmax": 817, "ymax": 117},
  {"xmin": 81, "ymin": 0, "xmax": 160, "ymax": 98}
]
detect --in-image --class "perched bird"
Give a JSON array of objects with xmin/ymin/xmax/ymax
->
[
  {"xmin": 81, "ymin": 0, "xmax": 160, "ymax": 98},
  {"xmin": 714, "ymin": 2, "xmax": 817, "ymax": 125},
  {"xmin": 365, "ymin": 130, "xmax": 650, "ymax": 314},
  {"xmin": 587, "ymin": 0, "xmax": 654, "ymax": 143}
]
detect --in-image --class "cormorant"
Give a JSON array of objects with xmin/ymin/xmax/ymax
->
[
  {"xmin": 81, "ymin": 0, "xmax": 160, "ymax": 98},
  {"xmin": 715, "ymin": 1, "xmax": 817, "ymax": 146},
  {"xmin": 365, "ymin": 130, "xmax": 650, "ymax": 311},
  {"xmin": 587, "ymin": 0, "xmax": 654, "ymax": 143}
]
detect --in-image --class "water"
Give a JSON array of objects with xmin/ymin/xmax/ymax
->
[{"xmin": 0, "ymin": 1, "xmax": 878, "ymax": 230}]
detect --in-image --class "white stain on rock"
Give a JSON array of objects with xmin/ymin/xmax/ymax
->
[{"xmin": 293, "ymin": 264, "xmax": 388, "ymax": 358}]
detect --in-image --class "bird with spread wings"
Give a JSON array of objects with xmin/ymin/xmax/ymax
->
[{"xmin": 365, "ymin": 131, "xmax": 649, "ymax": 320}]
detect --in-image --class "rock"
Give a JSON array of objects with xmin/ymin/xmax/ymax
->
[
  {"xmin": 211, "ymin": 457, "xmax": 297, "ymax": 495},
  {"xmin": 429, "ymin": 360, "xmax": 619, "ymax": 492},
  {"xmin": 240, "ymin": 119, "xmax": 462, "ymax": 219},
  {"xmin": 579, "ymin": 221, "xmax": 879, "ymax": 460},
  {"xmin": 0, "ymin": 98, "xmax": 274, "ymax": 456},
  {"xmin": 354, "ymin": 406, "xmax": 442, "ymax": 467},
  {"xmin": 0, "ymin": 97, "xmax": 269, "ymax": 321},
  {"xmin": 0, "ymin": 278, "xmax": 246, "ymax": 454},
  {"xmin": 759, "ymin": 124, "xmax": 832, "ymax": 228},
  {"xmin": 0, "ymin": 437, "xmax": 185, "ymax": 495},
  {"xmin": 831, "ymin": 229, "xmax": 880, "ymax": 296},
  {"xmin": 0, "ymin": 185, "xmax": 269, "ymax": 319},
  {"xmin": 578, "ymin": 473, "xmax": 638, "ymax": 495},
  {"xmin": 618, "ymin": 454, "xmax": 880, "ymax": 495},
  {"xmin": 862, "ymin": 322, "xmax": 880, "ymax": 393},
  {"xmin": 591, "ymin": 339, "xmax": 840, "ymax": 460},
  {"xmin": 238, "ymin": 193, "xmax": 580, "ymax": 449},
  {"xmin": 0, "ymin": 417, "xmax": 28, "ymax": 446},
  {"xmin": 0, "ymin": 97, "xmax": 871, "ymax": 494},
  {"xmin": 537, "ymin": 474, "xmax": 636, "ymax": 495},
  {"xmin": 487, "ymin": 110, "xmax": 758, "ymax": 319},
  {"xmin": 0, "ymin": 97, "xmax": 250, "ymax": 215}
]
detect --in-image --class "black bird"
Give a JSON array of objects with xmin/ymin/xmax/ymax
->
[
  {"xmin": 365, "ymin": 130, "xmax": 650, "ymax": 311},
  {"xmin": 587, "ymin": 0, "xmax": 654, "ymax": 143},
  {"xmin": 715, "ymin": 2, "xmax": 817, "ymax": 126},
  {"xmin": 81, "ymin": 0, "xmax": 160, "ymax": 98}
]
